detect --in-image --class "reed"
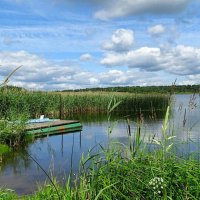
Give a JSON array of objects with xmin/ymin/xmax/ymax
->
[{"xmin": 0, "ymin": 88, "xmax": 169, "ymax": 119}]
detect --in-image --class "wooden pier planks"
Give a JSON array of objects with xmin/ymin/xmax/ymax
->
[{"xmin": 26, "ymin": 120, "xmax": 82, "ymax": 136}]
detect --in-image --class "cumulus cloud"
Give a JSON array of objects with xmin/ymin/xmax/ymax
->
[
  {"xmin": 101, "ymin": 45, "xmax": 200, "ymax": 75},
  {"xmin": 0, "ymin": 51, "xmax": 83, "ymax": 90},
  {"xmin": 94, "ymin": 0, "xmax": 189, "ymax": 20},
  {"xmin": 148, "ymin": 24, "xmax": 166, "ymax": 36},
  {"xmin": 100, "ymin": 70, "xmax": 134, "ymax": 85},
  {"xmin": 102, "ymin": 29, "xmax": 134, "ymax": 52},
  {"xmin": 0, "ymin": 50, "xmax": 175, "ymax": 90},
  {"xmin": 180, "ymin": 74, "xmax": 200, "ymax": 85},
  {"xmin": 80, "ymin": 53, "xmax": 93, "ymax": 61},
  {"xmin": 99, "ymin": 69, "xmax": 168, "ymax": 86},
  {"xmin": 89, "ymin": 77, "xmax": 99, "ymax": 84},
  {"xmin": 0, "ymin": 51, "xmax": 132, "ymax": 89}
]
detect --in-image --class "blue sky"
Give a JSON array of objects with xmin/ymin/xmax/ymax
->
[{"xmin": 0, "ymin": 0, "xmax": 200, "ymax": 90}]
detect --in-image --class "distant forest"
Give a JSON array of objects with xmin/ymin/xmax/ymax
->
[{"xmin": 63, "ymin": 84, "xmax": 200, "ymax": 94}]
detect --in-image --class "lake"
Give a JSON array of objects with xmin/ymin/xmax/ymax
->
[{"xmin": 0, "ymin": 94, "xmax": 200, "ymax": 195}]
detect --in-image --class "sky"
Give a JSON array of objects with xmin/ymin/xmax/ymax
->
[{"xmin": 0, "ymin": 0, "xmax": 200, "ymax": 90}]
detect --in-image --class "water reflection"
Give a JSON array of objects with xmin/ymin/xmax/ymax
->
[
  {"xmin": 172, "ymin": 94, "xmax": 200, "ymax": 141},
  {"xmin": 67, "ymin": 109, "xmax": 166, "ymax": 124},
  {"xmin": 0, "ymin": 94, "xmax": 200, "ymax": 195},
  {"xmin": 1, "ymin": 147, "xmax": 30, "ymax": 174}
]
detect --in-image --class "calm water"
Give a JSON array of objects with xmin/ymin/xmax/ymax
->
[{"xmin": 0, "ymin": 94, "xmax": 200, "ymax": 195}]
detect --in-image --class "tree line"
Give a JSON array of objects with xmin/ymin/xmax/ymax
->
[{"xmin": 63, "ymin": 84, "xmax": 200, "ymax": 94}]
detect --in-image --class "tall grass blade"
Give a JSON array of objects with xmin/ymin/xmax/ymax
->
[
  {"xmin": 94, "ymin": 182, "xmax": 118, "ymax": 200},
  {"xmin": 27, "ymin": 152, "xmax": 61, "ymax": 200}
]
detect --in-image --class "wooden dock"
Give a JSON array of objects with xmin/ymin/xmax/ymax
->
[{"xmin": 26, "ymin": 120, "xmax": 82, "ymax": 137}]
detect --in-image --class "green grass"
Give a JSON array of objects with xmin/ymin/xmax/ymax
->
[
  {"xmin": 2, "ymin": 144, "xmax": 199, "ymax": 199},
  {"xmin": 78, "ymin": 151, "xmax": 200, "ymax": 199},
  {"xmin": 1, "ymin": 103, "xmax": 200, "ymax": 199},
  {"xmin": 0, "ymin": 189, "xmax": 17, "ymax": 200}
]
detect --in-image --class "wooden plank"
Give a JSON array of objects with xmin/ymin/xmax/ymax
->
[
  {"xmin": 26, "ymin": 120, "xmax": 80, "ymax": 131},
  {"xmin": 27, "ymin": 122, "xmax": 82, "ymax": 136}
]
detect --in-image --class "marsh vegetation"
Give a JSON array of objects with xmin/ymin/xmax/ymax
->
[
  {"xmin": 0, "ymin": 87, "xmax": 169, "ymax": 118},
  {"xmin": 0, "ymin": 85, "xmax": 200, "ymax": 199}
]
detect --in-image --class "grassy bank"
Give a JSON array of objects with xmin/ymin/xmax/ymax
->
[
  {"xmin": 1, "ymin": 154, "xmax": 199, "ymax": 199},
  {"xmin": 1, "ymin": 106, "xmax": 200, "ymax": 199}
]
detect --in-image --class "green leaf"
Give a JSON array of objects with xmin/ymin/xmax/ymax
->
[
  {"xmin": 167, "ymin": 136, "xmax": 176, "ymax": 140},
  {"xmin": 162, "ymin": 106, "xmax": 170, "ymax": 134},
  {"xmin": 152, "ymin": 139, "xmax": 161, "ymax": 145},
  {"xmin": 95, "ymin": 182, "xmax": 118, "ymax": 200},
  {"xmin": 0, "ymin": 66, "xmax": 22, "ymax": 87},
  {"xmin": 109, "ymin": 101, "xmax": 122, "ymax": 113},
  {"xmin": 107, "ymin": 96, "xmax": 113, "ymax": 111},
  {"xmin": 0, "ymin": 144, "xmax": 11, "ymax": 154},
  {"xmin": 166, "ymin": 143, "xmax": 174, "ymax": 152}
]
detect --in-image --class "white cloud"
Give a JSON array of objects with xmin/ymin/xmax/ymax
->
[
  {"xmin": 7, "ymin": 0, "xmax": 191, "ymax": 21},
  {"xmin": 100, "ymin": 70, "xmax": 132, "ymax": 84},
  {"xmin": 101, "ymin": 45, "xmax": 200, "ymax": 75},
  {"xmin": 102, "ymin": 29, "xmax": 134, "ymax": 52},
  {"xmin": 148, "ymin": 24, "xmax": 166, "ymax": 36},
  {"xmin": 94, "ymin": 0, "xmax": 189, "ymax": 20},
  {"xmin": 180, "ymin": 80, "xmax": 197, "ymax": 85},
  {"xmin": 89, "ymin": 77, "xmax": 99, "ymax": 84},
  {"xmin": 180, "ymin": 74, "xmax": 200, "ymax": 85},
  {"xmin": 0, "ymin": 51, "xmax": 82, "ymax": 90},
  {"xmin": 1, "ymin": 49, "xmax": 199, "ymax": 90},
  {"xmin": 0, "ymin": 50, "xmax": 173, "ymax": 90},
  {"xmin": 101, "ymin": 47, "xmax": 160, "ymax": 68},
  {"xmin": 98, "ymin": 69, "xmax": 170, "ymax": 86},
  {"xmin": 80, "ymin": 53, "xmax": 93, "ymax": 61}
]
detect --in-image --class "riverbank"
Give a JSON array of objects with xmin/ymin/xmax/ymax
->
[
  {"xmin": 1, "ymin": 105, "xmax": 200, "ymax": 199},
  {"xmin": 1, "ymin": 139, "xmax": 200, "ymax": 199}
]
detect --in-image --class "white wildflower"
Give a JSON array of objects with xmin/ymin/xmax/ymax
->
[{"xmin": 148, "ymin": 177, "xmax": 165, "ymax": 196}]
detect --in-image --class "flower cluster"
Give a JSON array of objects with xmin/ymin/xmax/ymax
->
[{"xmin": 148, "ymin": 177, "xmax": 166, "ymax": 195}]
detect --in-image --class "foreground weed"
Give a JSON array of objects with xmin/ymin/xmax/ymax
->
[
  {"xmin": 0, "ymin": 189, "xmax": 17, "ymax": 200},
  {"xmin": 152, "ymin": 106, "xmax": 176, "ymax": 161}
]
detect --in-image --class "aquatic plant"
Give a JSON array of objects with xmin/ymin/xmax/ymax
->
[
  {"xmin": 0, "ymin": 114, "xmax": 28, "ymax": 147},
  {"xmin": 0, "ymin": 88, "xmax": 169, "ymax": 119}
]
